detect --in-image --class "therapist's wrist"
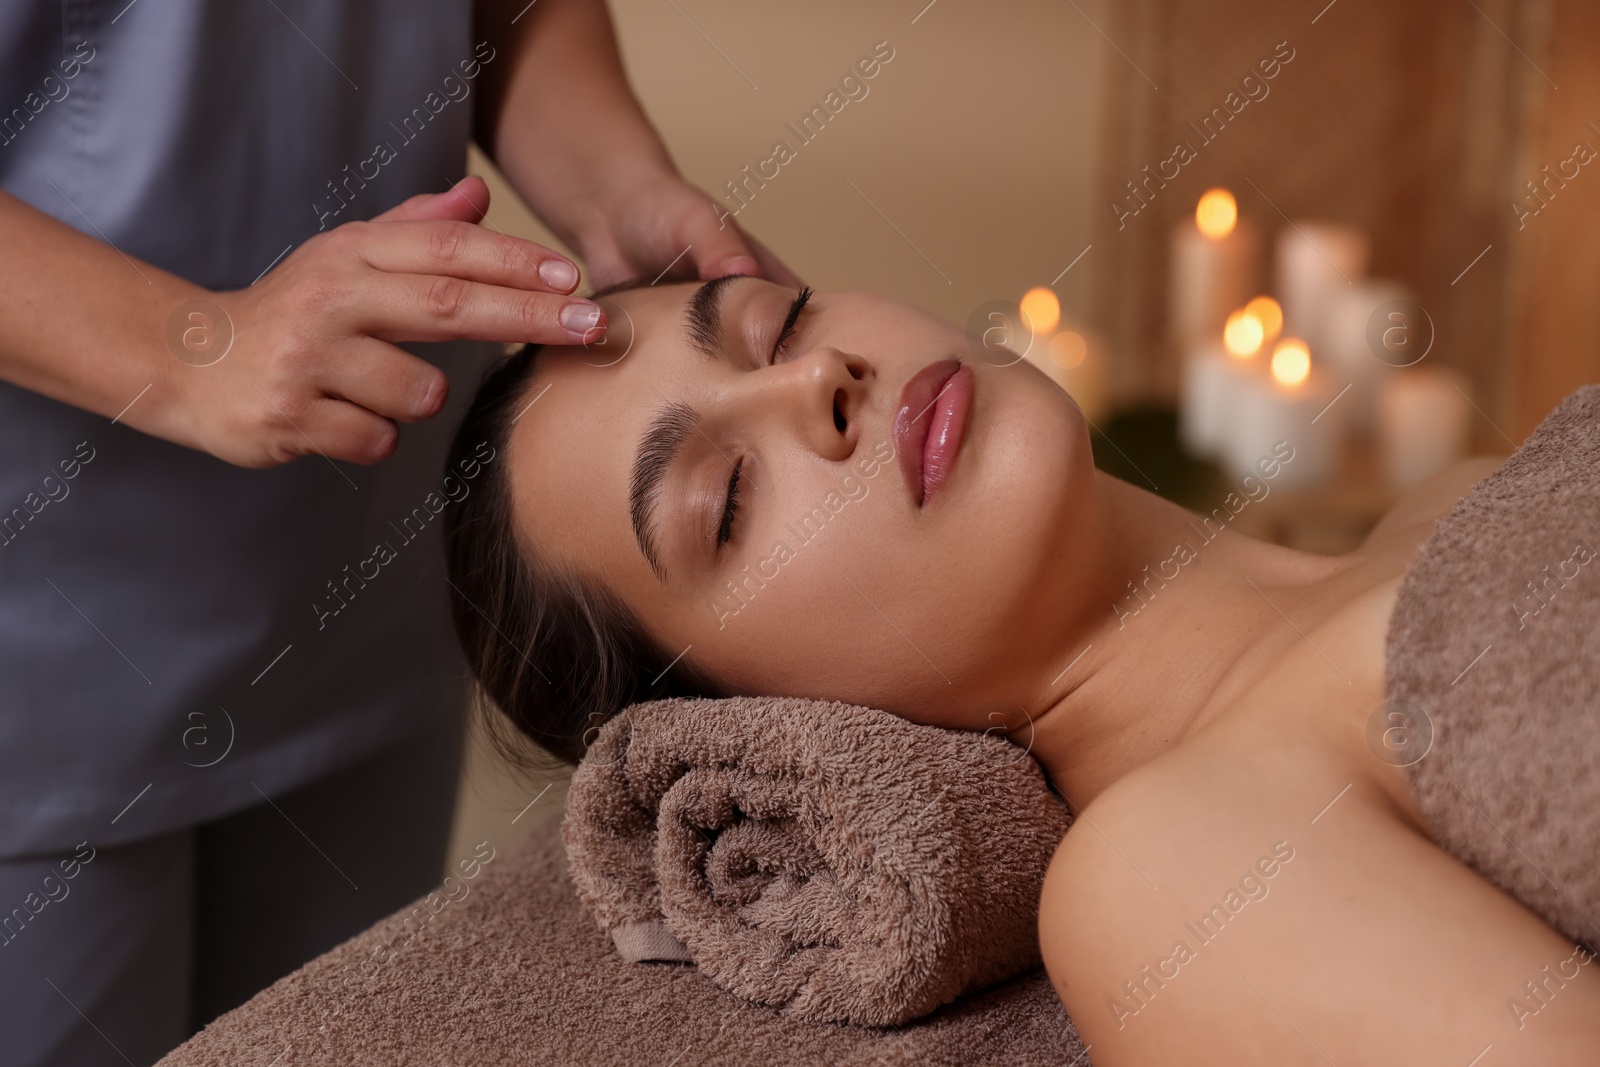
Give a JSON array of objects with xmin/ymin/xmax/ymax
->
[
  {"xmin": 564, "ymin": 157, "xmax": 684, "ymax": 258},
  {"xmin": 500, "ymin": 124, "xmax": 679, "ymax": 249}
]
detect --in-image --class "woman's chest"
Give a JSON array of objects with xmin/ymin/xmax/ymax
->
[{"xmin": 1209, "ymin": 558, "xmax": 1431, "ymax": 831}]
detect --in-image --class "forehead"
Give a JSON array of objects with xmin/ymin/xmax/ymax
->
[{"xmin": 502, "ymin": 280, "xmax": 702, "ymax": 592}]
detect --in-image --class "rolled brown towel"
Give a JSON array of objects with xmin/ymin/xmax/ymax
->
[{"xmin": 562, "ymin": 696, "xmax": 1072, "ymax": 1027}]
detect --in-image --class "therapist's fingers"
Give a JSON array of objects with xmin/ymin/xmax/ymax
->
[
  {"xmin": 665, "ymin": 188, "xmax": 801, "ymax": 285},
  {"xmin": 742, "ymin": 232, "xmax": 805, "ymax": 289},
  {"xmin": 376, "ymin": 176, "xmax": 491, "ymax": 225},
  {"xmin": 355, "ymin": 272, "xmax": 605, "ymax": 346},
  {"xmin": 292, "ymin": 396, "xmax": 401, "ymax": 465},
  {"xmin": 351, "ymin": 219, "xmax": 582, "ymax": 296},
  {"xmin": 681, "ymin": 201, "xmax": 767, "ymax": 281},
  {"xmin": 319, "ymin": 338, "xmax": 450, "ymax": 424}
]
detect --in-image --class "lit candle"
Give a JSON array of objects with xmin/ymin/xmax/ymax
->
[
  {"xmin": 1019, "ymin": 286, "xmax": 1061, "ymax": 337},
  {"xmin": 1378, "ymin": 367, "xmax": 1473, "ymax": 488},
  {"xmin": 1243, "ymin": 295, "xmax": 1282, "ymax": 347},
  {"xmin": 1273, "ymin": 221, "xmax": 1369, "ymax": 359},
  {"xmin": 1226, "ymin": 336, "xmax": 1349, "ymax": 488},
  {"xmin": 1018, "ymin": 286, "xmax": 1110, "ymax": 422},
  {"xmin": 1170, "ymin": 189, "xmax": 1260, "ymax": 350},
  {"xmin": 1180, "ymin": 303, "xmax": 1267, "ymax": 459}
]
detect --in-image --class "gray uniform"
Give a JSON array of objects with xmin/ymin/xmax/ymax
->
[{"xmin": 0, "ymin": 1, "xmax": 498, "ymax": 1061}]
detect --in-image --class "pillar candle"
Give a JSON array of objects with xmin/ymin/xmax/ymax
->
[
  {"xmin": 1170, "ymin": 189, "xmax": 1260, "ymax": 350},
  {"xmin": 1180, "ymin": 306, "xmax": 1268, "ymax": 459},
  {"xmin": 1225, "ymin": 338, "xmax": 1349, "ymax": 488},
  {"xmin": 1319, "ymin": 279, "xmax": 1411, "ymax": 437},
  {"xmin": 1378, "ymin": 367, "xmax": 1473, "ymax": 489},
  {"xmin": 1180, "ymin": 343, "xmax": 1252, "ymax": 459},
  {"xmin": 1274, "ymin": 221, "xmax": 1369, "ymax": 359}
]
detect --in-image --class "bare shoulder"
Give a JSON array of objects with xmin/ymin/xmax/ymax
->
[
  {"xmin": 1364, "ymin": 455, "xmax": 1504, "ymax": 550},
  {"xmin": 1039, "ymin": 738, "xmax": 1600, "ymax": 1066}
]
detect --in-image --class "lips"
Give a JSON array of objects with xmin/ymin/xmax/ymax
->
[{"xmin": 894, "ymin": 358, "xmax": 974, "ymax": 507}]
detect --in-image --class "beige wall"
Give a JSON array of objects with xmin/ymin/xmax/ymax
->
[
  {"xmin": 475, "ymin": 0, "xmax": 1105, "ymax": 323},
  {"xmin": 448, "ymin": 0, "xmax": 1107, "ymax": 864}
]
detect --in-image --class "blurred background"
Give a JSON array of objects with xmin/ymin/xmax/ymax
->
[{"xmin": 450, "ymin": 0, "xmax": 1600, "ymax": 861}]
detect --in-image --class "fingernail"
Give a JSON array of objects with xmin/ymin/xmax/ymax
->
[
  {"xmin": 540, "ymin": 258, "xmax": 579, "ymax": 291},
  {"xmin": 419, "ymin": 375, "xmax": 446, "ymax": 416},
  {"xmin": 718, "ymin": 256, "xmax": 760, "ymax": 277},
  {"xmin": 560, "ymin": 301, "xmax": 603, "ymax": 333}
]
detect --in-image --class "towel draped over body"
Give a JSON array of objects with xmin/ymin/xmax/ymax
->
[{"xmin": 1387, "ymin": 383, "xmax": 1600, "ymax": 948}]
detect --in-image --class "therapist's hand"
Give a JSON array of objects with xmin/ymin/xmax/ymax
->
[
  {"xmin": 571, "ymin": 171, "xmax": 804, "ymax": 292},
  {"xmin": 190, "ymin": 177, "xmax": 596, "ymax": 468},
  {"xmin": 475, "ymin": 0, "xmax": 802, "ymax": 292}
]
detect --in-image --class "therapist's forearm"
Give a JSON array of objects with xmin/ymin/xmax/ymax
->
[
  {"xmin": 0, "ymin": 182, "xmax": 607, "ymax": 468},
  {"xmin": 476, "ymin": 0, "xmax": 678, "ymax": 249},
  {"xmin": 0, "ymin": 190, "xmax": 198, "ymax": 430}
]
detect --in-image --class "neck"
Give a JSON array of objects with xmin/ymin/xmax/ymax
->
[{"xmin": 1021, "ymin": 471, "xmax": 1354, "ymax": 812}]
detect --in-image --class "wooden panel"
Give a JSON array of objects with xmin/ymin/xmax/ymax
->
[
  {"xmin": 1088, "ymin": 0, "xmax": 1456, "ymax": 401},
  {"xmin": 1504, "ymin": 0, "xmax": 1600, "ymax": 437},
  {"xmin": 1086, "ymin": 0, "xmax": 1600, "ymax": 446}
]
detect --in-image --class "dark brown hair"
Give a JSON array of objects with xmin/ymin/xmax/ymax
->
[{"xmin": 442, "ymin": 343, "xmax": 721, "ymax": 767}]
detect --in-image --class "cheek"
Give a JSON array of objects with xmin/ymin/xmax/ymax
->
[
  {"xmin": 932, "ymin": 366, "xmax": 1095, "ymax": 611},
  {"xmin": 667, "ymin": 496, "xmax": 952, "ymax": 706}
]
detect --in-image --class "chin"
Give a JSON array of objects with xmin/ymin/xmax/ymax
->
[
  {"xmin": 966, "ymin": 358, "xmax": 1090, "ymax": 521},
  {"xmin": 927, "ymin": 360, "xmax": 1094, "ymax": 633}
]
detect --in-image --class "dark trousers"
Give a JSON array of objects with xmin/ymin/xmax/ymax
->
[{"xmin": 0, "ymin": 707, "xmax": 464, "ymax": 1067}]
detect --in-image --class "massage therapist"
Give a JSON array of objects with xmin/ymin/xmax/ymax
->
[{"xmin": 0, "ymin": 2, "xmax": 791, "ymax": 1064}]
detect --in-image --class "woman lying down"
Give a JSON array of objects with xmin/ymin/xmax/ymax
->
[{"xmin": 441, "ymin": 273, "xmax": 1600, "ymax": 1063}]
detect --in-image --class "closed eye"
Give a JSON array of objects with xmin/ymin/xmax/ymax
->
[
  {"xmin": 772, "ymin": 286, "xmax": 812, "ymax": 362},
  {"xmin": 717, "ymin": 287, "xmax": 809, "ymax": 552},
  {"xmin": 717, "ymin": 457, "xmax": 744, "ymax": 548}
]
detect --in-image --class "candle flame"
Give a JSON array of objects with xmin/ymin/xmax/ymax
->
[
  {"xmin": 1019, "ymin": 287, "xmax": 1060, "ymax": 335},
  {"xmin": 1223, "ymin": 309, "xmax": 1265, "ymax": 359},
  {"xmin": 1195, "ymin": 189, "xmax": 1237, "ymax": 239},
  {"xmin": 1244, "ymin": 296, "xmax": 1283, "ymax": 342},
  {"xmin": 1049, "ymin": 330, "xmax": 1087, "ymax": 370},
  {"xmin": 1270, "ymin": 338, "xmax": 1312, "ymax": 388}
]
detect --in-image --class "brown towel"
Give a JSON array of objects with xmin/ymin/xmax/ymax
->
[
  {"xmin": 157, "ymin": 816, "xmax": 1087, "ymax": 1067},
  {"xmin": 1388, "ymin": 383, "xmax": 1600, "ymax": 947},
  {"xmin": 562, "ymin": 696, "xmax": 1073, "ymax": 1027}
]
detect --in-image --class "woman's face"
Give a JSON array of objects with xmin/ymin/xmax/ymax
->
[{"xmin": 507, "ymin": 275, "xmax": 1101, "ymax": 732}]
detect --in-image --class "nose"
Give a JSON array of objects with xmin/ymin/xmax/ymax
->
[{"xmin": 740, "ymin": 346, "xmax": 872, "ymax": 461}]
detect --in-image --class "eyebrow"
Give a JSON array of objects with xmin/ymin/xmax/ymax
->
[
  {"xmin": 627, "ymin": 274, "xmax": 747, "ymax": 582},
  {"xmin": 686, "ymin": 273, "xmax": 746, "ymax": 358}
]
